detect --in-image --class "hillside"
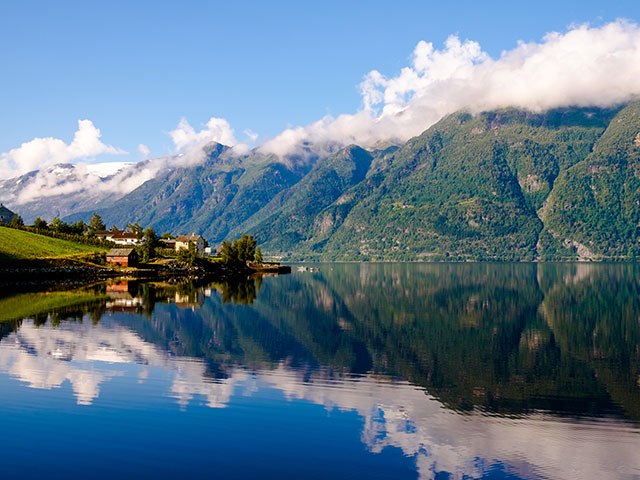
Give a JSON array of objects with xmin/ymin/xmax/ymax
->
[
  {"xmin": 234, "ymin": 145, "xmax": 374, "ymax": 250},
  {"xmin": 301, "ymin": 106, "xmax": 623, "ymax": 260},
  {"xmin": 0, "ymin": 290, "xmax": 106, "ymax": 323},
  {"xmin": 255, "ymin": 105, "xmax": 623, "ymax": 260},
  {"xmin": 0, "ymin": 226, "xmax": 106, "ymax": 262},
  {"xmin": 66, "ymin": 144, "xmax": 312, "ymax": 240},
  {"xmin": 4, "ymin": 103, "xmax": 640, "ymax": 261},
  {"xmin": 540, "ymin": 101, "xmax": 640, "ymax": 259}
]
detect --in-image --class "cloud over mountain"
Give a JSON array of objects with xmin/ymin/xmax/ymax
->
[
  {"xmin": 169, "ymin": 117, "xmax": 238, "ymax": 151},
  {"xmin": 0, "ymin": 120, "xmax": 126, "ymax": 179},
  {"xmin": 3, "ymin": 20, "xmax": 640, "ymax": 206},
  {"xmin": 262, "ymin": 20, "xmax": 640, "ymax": 155}
]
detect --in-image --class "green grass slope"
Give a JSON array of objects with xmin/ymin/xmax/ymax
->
[{"xmin": 0, "ymin": 226, "xmax": 105, "ymax": 261}]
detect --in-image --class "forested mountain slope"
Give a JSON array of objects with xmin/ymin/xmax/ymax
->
[
  {"xmin": 44, "ymin": 102, "xmax": 640, "ymax": 261},
  {"xmin": 263, "ymin": 105, "xmax": 624, "ymax": 260}
]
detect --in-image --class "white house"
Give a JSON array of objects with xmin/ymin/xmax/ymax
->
[
  {"xmin": 111, "ymin": 232, "xmax": 140, "ymax": 245},
  {"xmin": 94, "ymin": 230, "xmax": 122, "ymax": 242},
  {"xmin": 175, "ymin": 235, "xmax": 205, "ymax": 255}
]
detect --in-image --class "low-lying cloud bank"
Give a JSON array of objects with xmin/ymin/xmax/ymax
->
[
  {"xmin": 3, "ymin": 20, "xmax": 640, "ymax": 204},
  {"xmin": 261, "ymin": 20, "xmax": 640, "ymax": 156},
  {"xmin": 0, "ymin": 120, "xmax": 126, "ymax": 179}
]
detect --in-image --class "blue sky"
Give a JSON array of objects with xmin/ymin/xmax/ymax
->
[{"xmin": 1, "ymin": 0, "xmax": 639, "ymax": 165}]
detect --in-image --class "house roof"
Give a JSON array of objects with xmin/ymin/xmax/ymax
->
[
  {"xmin": 176, "ymin": 235, "xmax": 203, "ymax": 242},
  {"xmin": 112, "ymin": 232, "xmax": 138, "ymax": 239},
  {"xmin": 106, "ymin": 248, "xmax": 137, "ymax": 257}
]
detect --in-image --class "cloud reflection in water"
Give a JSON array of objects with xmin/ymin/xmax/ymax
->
[{"xmin": 0, "ymin": 319, "xmax": 638, "ymax": 480}]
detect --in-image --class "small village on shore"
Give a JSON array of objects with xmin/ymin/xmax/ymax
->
[{"xmin": 0, "ymin": 203, "xmax": 290, "ymax": 282}]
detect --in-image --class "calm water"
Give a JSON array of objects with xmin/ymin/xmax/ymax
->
[{"xmin": 0, "ymin": 263, "xmax": 639, "ymax": 479}]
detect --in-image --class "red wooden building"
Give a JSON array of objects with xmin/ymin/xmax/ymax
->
[{"xmin": 106, "ymin": 248, "xmax": 139, "ymax": 267}]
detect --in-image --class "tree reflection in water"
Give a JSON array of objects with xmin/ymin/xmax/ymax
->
[{"xmin": 0, "ymin": 264, "xmax": 638, "ymax": 422}]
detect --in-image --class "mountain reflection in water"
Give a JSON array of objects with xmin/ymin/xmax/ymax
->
[{"xmin": 0, "ymin": 264, "xmax": 639, "ymax": 480}]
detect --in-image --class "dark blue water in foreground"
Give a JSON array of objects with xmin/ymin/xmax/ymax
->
[{"xmin": 0, "ymin": 263, "xmax": 639, "ymax": 479}]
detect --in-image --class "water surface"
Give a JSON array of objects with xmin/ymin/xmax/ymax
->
[{"xmin": 1, "ymin": 263, "xmax": 639, "ymax": 479}]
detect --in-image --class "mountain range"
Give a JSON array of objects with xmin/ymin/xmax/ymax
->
[{"xmin": 2, "ymin": 101, "xmax": 640, "ymax": 261}]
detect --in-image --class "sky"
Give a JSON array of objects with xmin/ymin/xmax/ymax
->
[{"xmin": 1, "ymin": 0, "xmax": 640, "ymax": 177}]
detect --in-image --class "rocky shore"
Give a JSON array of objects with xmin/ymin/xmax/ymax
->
[{"xmin": 0, "ymin": 257, "xmax": 291, "ymax": 287}]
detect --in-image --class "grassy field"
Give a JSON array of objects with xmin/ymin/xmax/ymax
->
[{"xmin": 0, "ymin": 226, "xmax": 106, "ymax": 261}]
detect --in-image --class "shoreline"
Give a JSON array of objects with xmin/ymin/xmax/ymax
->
[{"xmin": 0, "ymin": 257, "xmax": 291, "ymax": 287}]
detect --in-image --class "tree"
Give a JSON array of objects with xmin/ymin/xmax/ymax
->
[
  {"xmin": 70, "ymin": 220, "xmax": 87, "ymax": 235},
  {"xmin": 50, "ymin": 217, "xmax": 64, "ymax": 232},
  {"xmin": 88, "ymin": 213, "xmax": 106, "ymax": 233},
  {"xmin": 254, "ymin": 246, "xmax": 264, "ymax": 264},
  {"xmin": 220, "ymin": 239, "xmax": 236, "ymax": 264},
  {"xmin": 127, "ymin": 222, "xmax": 143, "ymax": 239},
  {"xmin": 33, "ymin": 217, "xmax": 48, "ymax": 230},
  {"xmin": 177, "ymin": 241, "xmax": 198, "ymax": 265},
  {"xmin": 220, "ymin": 235, "xmax": 258, "ymax": 265},
  {"xmin": 143, "ymin": 227, "xmax": 158, "ymax": 245},
  {"xmin": 10, "ymin": 214, "xmax": 23, "ymax": 227},
  {"xmin": 236, "ymin": 235, "xmax": 257, "ymax": 263},
  {"xmin": 140, "ymin": 227, "xmax": 158, "ymax": 262}
]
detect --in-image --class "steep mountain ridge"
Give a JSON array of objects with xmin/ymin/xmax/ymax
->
[
  {"xmin": 232, "ymin": 145, "xmax": 374, "ymax": 250},
  {"xmin": 540, "ymin": 101, "xmax": 640, "ymax": 259},
  {"xmin": 271, "ymin": 105, "xmax": 622, "ymax": 260},
  {"xmin": 2, "ymin": 103, "xmax": 638, "ymax": 261},
  {"xmin": 66, "ymin": 143, "xmax": 313, "ymax": 240},
  {"xmin": 0, "ymin": 163, "xmax": 131, "ymax": 221}
]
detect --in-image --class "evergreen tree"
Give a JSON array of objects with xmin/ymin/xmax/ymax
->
[
  {"xmin": 33, "ymin": 217, "xmax": 48, "ymax": 230},
  {"xmin": 254, "ymin": 246, "xmax": 264, "ymax": 264},
  {"xmin": 88, "ymin": 213, "xmax": 106, "ymax": 233},
  {"xmin": 71, "ymin": 220, "xmax": 87, "ymax": 235},
  {"xmin": 140, "ymin": 227, "xmax": 158, "ymax": 262}
]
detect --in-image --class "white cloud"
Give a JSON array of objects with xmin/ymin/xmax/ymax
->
[
  {"xmin": 137, "ymin": 143, "xmax": 151, "ymax": 159},
  {"xmin": 0, "ymin": 319, "xmax": 245, "ymax": 408},
  {"xmin": 243, "ymin": 128, "xmax": 259, "ymax": 143},
  {"xmin": 169, "ymin": 116, "xmax": 238, "ymax": 151},
  {"xmin": 7, "ymin": 162, "xmax": 139, "ymax": 205},
  {"xmin": 261, "ymin": 20, "xmax": 640, "ymax": 156},
  {"xmin": 259, "ymin": 366, "xmax": 640, "ymax": 480},
  {"xmin": 167, "ymin": 116, "xmax": 252, "ymax": 166},
  {"xmin": 5, "ymin": 20, "xmax": 640, "ymax": 205},
  {"xmin": 0, "ymin": 120, "xmax": 126, "ymax": 179}
]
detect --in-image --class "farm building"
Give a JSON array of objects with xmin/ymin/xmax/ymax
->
[
  {"xmin": 0, "ymin": 203, "xmax": 16, "ymax": 223},
  {"xmin": 106, "ymin": 248, "xmax": 139, "ymax": 267}
]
